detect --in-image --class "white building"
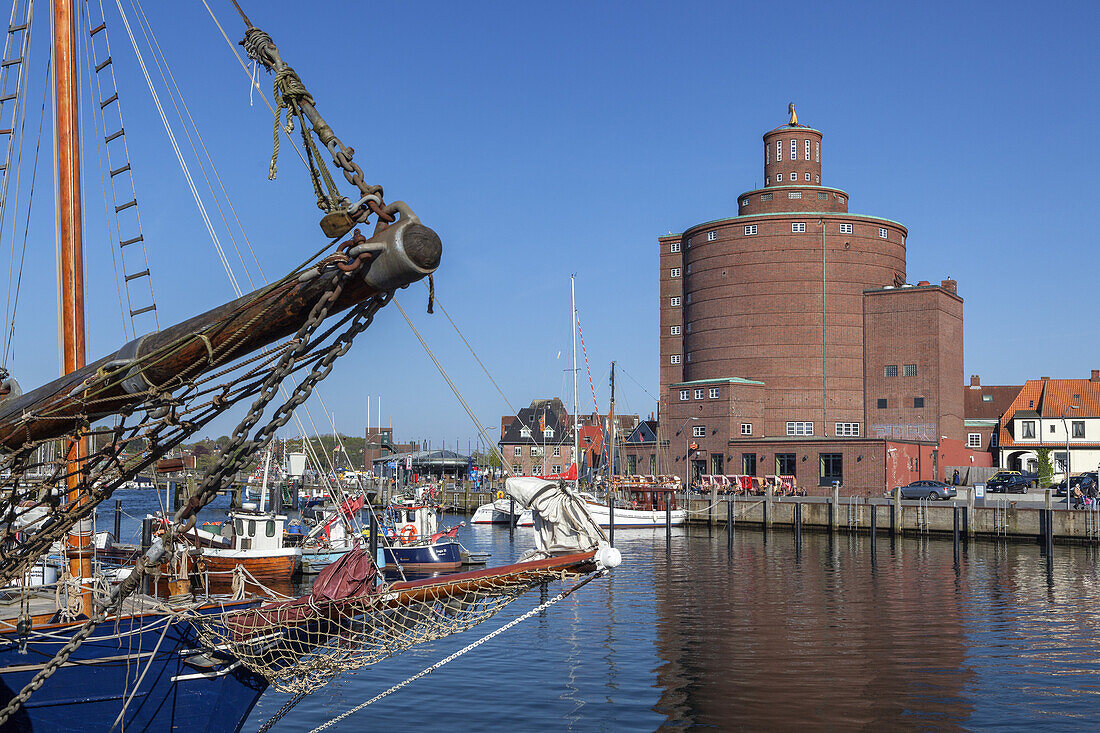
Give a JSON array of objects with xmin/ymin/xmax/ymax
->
[{"xmin": 997, "ymin": 373, "xmax": 1100, "ymax": 476}]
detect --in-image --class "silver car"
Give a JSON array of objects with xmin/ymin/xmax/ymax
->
[{"xmin": 899, "ymin": 480, "xmax": 957, "ymax": 500}]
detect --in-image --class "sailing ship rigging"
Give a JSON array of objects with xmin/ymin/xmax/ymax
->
[{"xmin": 0, "ymin": 2, "xmax": 616, "ymax": 729}]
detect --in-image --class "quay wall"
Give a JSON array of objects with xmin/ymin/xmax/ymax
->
[{"xmin": 442, "ymin": 489, "xmax": 1100, "ymax": 545}]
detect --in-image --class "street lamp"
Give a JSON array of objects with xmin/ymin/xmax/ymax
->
[
  {"xmin": 675, "ymin": 416, "xmax": 700, "ymax": 490},
  {"xmin": 1062, "ymin": 405, "xmax": 1079, "ymax": 509}
]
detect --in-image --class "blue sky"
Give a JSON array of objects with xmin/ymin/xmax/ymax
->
[{"xmin": 2, "ymin": 0, "xmax": 1098, "ymax": 449}]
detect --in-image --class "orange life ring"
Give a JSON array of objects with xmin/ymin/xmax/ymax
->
[{"xmin": 399, "ymin": 525, "xmax": 418, "ymax": 543}]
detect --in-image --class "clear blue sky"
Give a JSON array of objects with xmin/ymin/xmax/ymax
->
[{"xmin": 3, "ymin": 0, "xmax": 1098, "ymax": 449}]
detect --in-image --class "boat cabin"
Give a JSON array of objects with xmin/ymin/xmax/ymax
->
[
  {"xmin": 390, "ymin": 502, "xmax": 439, "ymax": 544},
  {"xmin": 617, "ymin": 485, "xmax": 678, "ymax": 511},
  {"xmin": 222, "ymin": 507, "xmax": 289, "ymax": 551}
]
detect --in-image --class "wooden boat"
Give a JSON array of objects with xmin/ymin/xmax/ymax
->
[{"xmin": 197, "ymin": 509, "xmax": 302, "ymax": 583}]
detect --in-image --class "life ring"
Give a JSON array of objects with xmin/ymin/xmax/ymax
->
[
  {"xmin": 399, "ymin": 525, "xmax": 418, "ymax": 543},
  {"xmin": 496, "ymin": 490, "xmax": 505, "ymax": 500}
]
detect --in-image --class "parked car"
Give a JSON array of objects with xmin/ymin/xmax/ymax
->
[
  {"xmin": 899, "ymin": 480, "xmax": 957, "ymax": 501},
  {"xmin": 987, "ymin": 473, "xmax": 1038, "ymax": 493},
  {"xmin": 1053, "ymin": 472, "xmax": 1098, "ymax": 497}
]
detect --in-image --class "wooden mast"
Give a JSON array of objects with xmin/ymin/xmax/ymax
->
[{"xmin": 54, "ymin": 0, "xmax": 92, "ymax": 614}]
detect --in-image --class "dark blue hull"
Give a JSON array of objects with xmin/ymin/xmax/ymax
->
[
  {"xmin": 384, "ymin": 540, "xmax": 462, "ymax": 571},
  {"xmin": 0, "ymin": 605, "xmax": 267, "ymax": 732}
]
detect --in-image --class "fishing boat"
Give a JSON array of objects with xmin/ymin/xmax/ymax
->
[
  {"xmin": 384, "ymin": 499, "xmax": 463, "ymax": 572},
  {"xmin": 198, "ymin": 506, "xmax": 302, "ymax": 584}
]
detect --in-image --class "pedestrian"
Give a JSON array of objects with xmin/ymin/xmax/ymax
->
[
  {"xmin": 1073, "ymin": 485, "xmax": 1084, "ymax": 509},
  {"xmin": 952, "ymin": 469, "xmax": 960, "ymax": 486}
]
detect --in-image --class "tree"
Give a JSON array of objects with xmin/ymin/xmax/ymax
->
[{"xmin": 1035, "ymin": 447, "xmax": 1053, "ymax": 484}]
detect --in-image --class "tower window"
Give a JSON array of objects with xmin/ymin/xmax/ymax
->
[
  {"xmin": 741, "ymin": 423, "xmax": 753, "ymax": 436},
  {"xmin": 766, "ymin": 143, "xmax": 771, "ymax": 162},
  {"xmin": 792, "ymin": 222, "xmax": 806, "ymax": 233},
  {"xmin": 805, "ymin": 172, "xmax": 811, "ymax": 181},
  {"xmin": 707, "ymin": 230, "xmax": 717, "ymax": 241},
  {"xmin": 816, "ymin": 141, "xmax": 820, "ymax": 162},
  {"xmin": 790, "ymin": 139, "xmax": 797, "ymax": 159},
  {"xmin": 884, "ymin": 364, "xmax": 898, "ymax": 377},
  {"xmin": 679, "ymin": 389, "xmax": 689, "ymax": 400},
  {"xmin": 670, "ymin": 355, "xmax": 681, "ymax": 364},
  {"xmin": 788, "ymin": 191, "xmax": 802, "ymax": 199},
  {"xmin": 777, "ymin": 142, "xmax": 782, "ymax": 161},
  {"xmin": 670, "ymin": 242, "xmax": 680, "ymax": 253},
  {"xmin": 879, "ymin": 228, "xmax": 888, "ymax": 239},
  {"xmin": 839, "ymin": 223, "xmax": 853, "ymax": 234},
  {"xmin": 694, "ymin": 389, "xmax": 704, "ymax": 399},
  {"xmin": 761, "ymin": 193, "xmax": 772, "ymax": 201},
  {"xmin": 741, "ymin": 198, "xmax": 749, "ymax": 206},
  {"xmin": 670, "ymin": 325, "xmax": 680, "ymax": 335},
  {"xmin": 835, "ymin": 422, "xmax": 860, "ymax": 436},
  {"xmin": 815, "ymin": 174, "xmax": 820, "ymax": 183},
  {"xmin": 786, "ymin": 421, "xmax": 814, "ymax": 436},
  {"xmin": 913, "ymin": 397, "xmax": 925, "ymax": 408},
  {"xmin": 876, "ymin": 398, "xmax": 887, "ymax": 409},
  {"xmin": 903, "ymin": 364, "xmax": 917, "ymax": 377},
  {"xmin": 744, "ymin": 224, "xmax": 758, "ymax": 235},
  {"xmin": 776, "ymin": 174, "xmax": 783, "ymax": 182},
  {"xmin": 805, "ymin": 140, "xmax": 811, "ymax": 160},
  {"xmin": 709, "ymin": 387, "xmax": 720, "ymax": 398},
  {"xmin": 670, "ymin": 268, "xmax": 680, "ymax": 278},
  {"xmin": 818, "ymin": 192, "xmax": 828, "ymax": 200},
  {"xmin": 670, "ymin": 297, "xmax": 680, "ymax": 306}
]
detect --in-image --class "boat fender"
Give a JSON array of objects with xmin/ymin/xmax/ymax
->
[
  {"xmin": 399, "ymin": 524, "xmax": 418, "ymax": 543},
  {"xmin": 596, "ymin": 545, "xmax": 622, "ymax": 571}
]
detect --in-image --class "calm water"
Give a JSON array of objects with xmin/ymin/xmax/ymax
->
[{"xmin": 96, "ymin": 492, "xmax": 1100, "ymax": 731}]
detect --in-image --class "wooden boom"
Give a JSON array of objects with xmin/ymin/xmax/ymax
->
[{"xmin": 0, "ymin": 215, "xmax": 440, "ymax": 450}]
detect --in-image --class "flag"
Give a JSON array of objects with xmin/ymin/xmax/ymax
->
[{"xmin": 539, "ymin": 412, "xmax": 546, "ymax": 432}]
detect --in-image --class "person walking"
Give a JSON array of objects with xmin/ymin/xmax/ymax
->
[{"xmin": 952, "ymin": 469, "xmax": 960, "ymax": 486}]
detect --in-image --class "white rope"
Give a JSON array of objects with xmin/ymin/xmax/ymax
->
[{"xmin": 309, "ymin": 571, "xmax": 604, "ymax": 733}]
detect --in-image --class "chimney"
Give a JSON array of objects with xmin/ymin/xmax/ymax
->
[
  {"xmin": 917, "ymin": 280, "xmax": 930, "ymax": 286},
  {"xmin": 941, "ymin": 278, "xmax": 957, "ymax": 293},
  {"xmin": 969, "ymin": 374, "xmax": 981, "ymax": 388},
  {"xmin": 1041, "ymin": 376, "xmax": 1050, "ymax": 381},
  {"xmin": 1092, "ymin": 370, "xmax": 1100, "ymax": 382}
]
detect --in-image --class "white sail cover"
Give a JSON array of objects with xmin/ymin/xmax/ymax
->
[{"xmin": 505, "ymin": 477, "xmax": 606, "ymax": 559}]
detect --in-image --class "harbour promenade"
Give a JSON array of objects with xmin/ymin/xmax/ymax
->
[{"xmin": 442, "ymin": 486, "xmax": 1100, "ymax": 544}]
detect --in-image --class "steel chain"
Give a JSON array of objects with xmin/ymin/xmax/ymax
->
[{"xmin": 0, "ymin": 266, "xmax": 390, "ymax": 724}]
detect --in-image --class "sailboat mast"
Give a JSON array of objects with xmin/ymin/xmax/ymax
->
[
  {"xmin": 54, "ymin": 0, "xmax": 92, "ymax": 614},
  {"xmin": 571, "ymin": 276, "xmax": 579, "ymax": 491}
]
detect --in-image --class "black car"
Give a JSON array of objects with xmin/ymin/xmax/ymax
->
[
  {"xmin": 899, "ymin": 480, "xmax": 957, "ymax": 501},
  {"xmin": 987, "ymin": 473, "xmax": 1037, "ymax": 494},
  {"xmin": 1053, "ymin": 473, "xmax": 1098, "ymax": 497}
]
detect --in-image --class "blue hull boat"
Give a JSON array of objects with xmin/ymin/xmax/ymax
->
[
  {"xmin": 0, "ymin": 603, "xmax": 267, "ymax": 732},
  {"xmin": 384, "ymin": 540, "xmax": 462, "ymax": 572}
]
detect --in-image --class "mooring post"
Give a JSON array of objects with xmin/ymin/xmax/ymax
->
[
  {"xmin": 665, "ymin": 493, "xmax": 672, "ymax": 551},
  {"xmin": 140, "ymin": 517, "xmax": 153, "ymax": 595},
  {"xmin": 113, "ymin": 499, "xmax": 121, "ymax": 542},
  {"xmin": 764, "ymin": 484, "xmax": 773, "ymax": 528},
  {"xmin": 870, "ymin": 502, "xmax": 877, "ymax": 539},
  {"xmin": 831, "ymin": 482, "xmax": 839, "ymax": 533},
  {"xmin": 892, "ymin": 486, "xmax": 901, "ymax": 536},
  {"xmin": 608, "ymin": 491, "xmax": 615, "ymax": 547},
  {"xmin": 966, "ymin": 487, "xmax": 975, "ymax": 538},
  {"xmin": 727, "ymin": 496, "xmax": 734, "ymax": 549},
  {"xmin": 794, "ymin": 501, "xmax": 802, "ymax": 542},
  {"xmin": 509, "ymin": 497, "xmax": 515, "ymax": 535},
  {"xmin": 953, "ymin": 504, "xmax": 960, "ymax": 556}
]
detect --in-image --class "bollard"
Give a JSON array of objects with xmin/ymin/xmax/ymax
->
[
  {"xmin": 764, "ymin": 485, "xmax": 773, "ymax": 528},
  {"xmin": 794, "ymin": 501, "xmax": 802, "ymax": 543},
  {"xmin": 966, "ymin": 488, "xmax": 975, "ymax": 538},
  {"xmin": 113, "ymin": 499, "xmax": 121, "ymax": 542},
  {"xmin": 953, "ymin": 505, "xmax": 960, "ymax": 557},
  {"xmin": 608, "ymin": 492, "xmax": 615, "ymax": 547},
  {"xmin": 710, "ymin": 484, "xmax": 718, "ymax": 528}
]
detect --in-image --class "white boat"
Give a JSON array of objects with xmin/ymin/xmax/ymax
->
[
  {"xmin": 517, "ymin": 489, "xmax": 687, "ymax": 529},
  {"xmin": 471, "ymin": 497, "xmax": 519, "ymax": 524}
]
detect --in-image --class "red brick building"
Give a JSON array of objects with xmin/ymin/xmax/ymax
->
[{"xmin": 659, "ymin": 106, "xmax": 989, "ymax": 495}]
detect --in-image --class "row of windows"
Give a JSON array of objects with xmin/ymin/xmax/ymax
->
[
  {"xmin": 884, "ymin": 364, "xmax": 918, "ymax": 377},
  {"xmin": 876, "ymin": 397, "xmax": 925, "ymax": 408},
  {"xmin": 679, "ymin": 387, "xmax": 722, "ymax": 400},
  {"xmin": 746, "ymin": 192, "xmax": 845, "ymax": 205},
  {"xmin": 1019, "ymin": 421, "xmax": 1086, "ymax": 439},
  {"xmin": 510, "ymin": 464, "xmax": 564, "ymax": 476},
  {"xmin": 518, "ymin": 426, "xmax": 556, "ymax": 438},
  {"xmin": 769, "ymin": 172, "xmax": 820, "ymax": 184},
  {"xmin": 767, "ymin": 139, "xmax": 820, "ymax": 163},
  {"xmin": 511, "ymin": 445, "xmax": 565, "ymax": 457},
  {"xmin": 667, "ymin": 221, "xmax": 893, "ymax": 255},
  {"xmin": 787, "ymin": 421, "xmax": 814, "ymax": 436}
]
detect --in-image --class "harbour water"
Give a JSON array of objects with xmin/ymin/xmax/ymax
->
[{"xmin": 97, "ymin": 493, "xmax": 1100, "ymax": 730}]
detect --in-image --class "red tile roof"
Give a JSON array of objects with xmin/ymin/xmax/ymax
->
[{"xmin": 998, "ymin": 378, "xmax": 1100, "ymax": 447}]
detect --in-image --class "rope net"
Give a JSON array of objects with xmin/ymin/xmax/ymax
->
[{"xmin": 190, "ymin": 562, "xmax": 584, "ymax": 695}]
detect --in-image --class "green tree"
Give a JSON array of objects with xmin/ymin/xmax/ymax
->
[{"xmin": 1035, "ymin": 447, "xmax": 1053, "ymax": 485}]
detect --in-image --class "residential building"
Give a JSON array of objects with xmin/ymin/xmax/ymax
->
[{"xmin": 997, "ymin": 372, "xmax": 1100, "ymax": 475}]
